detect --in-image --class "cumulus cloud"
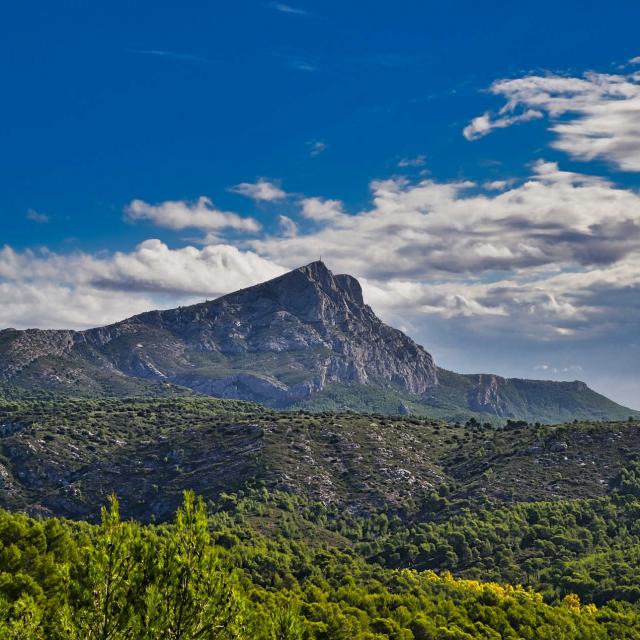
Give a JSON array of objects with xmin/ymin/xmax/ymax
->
[
  {"xmin": 300, "ymin": 197, "xmax": 345, "ymax": 222},
  {"xmin": 465, "ymin": 68, "xmax": 640, "ymax": 171},
  {"xmin": 93, "ymin": 241, "xmax": 285, "ymax": 296},
  {"xmin": 229, "ymin": 179, "xmax": 287, "ymax": 201},
  {"xmin": 125, "ymin": 196, "xmax": 260, "ymax": 232},
  {"xmin": 0, "ymin": 281, "xmax": 155, "ymax": 331},
  {"xmin": 0, "ymin": 242, "xmax": 285, "ymax": 329}
]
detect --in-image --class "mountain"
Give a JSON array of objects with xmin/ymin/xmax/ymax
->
[{"xmin": 0, "ymin": 261, "xmax": 636, "ymax": 423}]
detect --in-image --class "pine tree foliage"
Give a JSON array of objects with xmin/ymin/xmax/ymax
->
[{"xmin": 1, "ymin": 490, "xmax": 640, "ymax": 638}]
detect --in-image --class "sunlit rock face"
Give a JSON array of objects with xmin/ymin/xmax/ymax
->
[
  {"xmin": 0, "ymin": 262, "xmax": 636, "ymax": 424},
  {"xmin": 0, "ymin": 262, "xmax": 438, "ymax": 404}
]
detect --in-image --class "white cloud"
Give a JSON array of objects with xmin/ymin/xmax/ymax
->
[
  {"xmin": 463, "ymin": 109, "xmax": 543, "ymax": 141},
  {"xmin": 300, "ymin": 197, "xmax": 345, "ymax": 222},
  {"xmin": 253, "ymin": 161, "xmax": 640, "ymax": 283},
  {"xmin": 289, "ymin": 60, "xmax": 318, "ymax": 72},
  {"xmin": 131, "ymin": 50, "xmax": 213, "ymax": 64},
  {"xmin": 398, "ymin": 154, "xmax": 427, "ymax": 168},
  {"xmin": 230, "ymin": 179, "xmax": 287, "ymax": 202},
  {"xmin": 278, "ymin": 215, "xmax": 298, "ymax": 237},
  {"xmin": 125, "ymin": 196, "xmax": 260, "ymax": 232},
  {"xmin": 483, "ymin": 179, "xmax": 513, "ymax": 191},
  {"xmin": 308, "ymin": 140, "xmax": 327, "ymax": 157},
  {"xmin": 465, "ymin": 69, "xmax": 640, "ymax": 171},
  {"xmin": 0, "ymin": 281, "xmax": 155, "ymax": 331},
  {"xmin": 95, "ymin": 240, "xmax": 285, "ymax": 296},
  {"xmin": 240, "ymin": 161, "xmax": 640, "ymax": 353},
  {"xmin": 361, "ymin": 278, "xmax": 508, "ymax": 320},
  {"xmin": 0, "ymin": 242, "xmax": 285, "ymax": 329},
  {"xmin": 268, "ymin": 2, "xmax": 308, "ymax": 15},
  {"xmin": 26, "ymin": 209, "xmax": 50, "ymax": 223},
  {"xmin": 6, "ymin": 159, "xmax": 640, "ymax": 346}
]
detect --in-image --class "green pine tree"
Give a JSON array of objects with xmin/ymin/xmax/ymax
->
[
  {"xmin": 141, "ymin": 491, "xmax": 246, "ymax": 640},
  {"xmin": 61, "ymin": 495, "xmax": 146, "ymax": 640}
]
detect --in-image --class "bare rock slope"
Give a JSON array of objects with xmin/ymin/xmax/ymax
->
[{"xmin": 0, "ymin": 262, "xmax": 636, "ymax": 422}]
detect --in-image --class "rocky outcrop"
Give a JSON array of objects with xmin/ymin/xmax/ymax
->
[
  {"xmin": 468, "ymin": 374, "xmax": 508, "ymax": 415},
  {"xmin": 0, "ymin": 328, "xmax": 76, "ymax": 381}
]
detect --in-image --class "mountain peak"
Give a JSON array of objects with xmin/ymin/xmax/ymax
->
[
  {"xmin": 226, "ymin": 260, "xmax": 365, "ymax": 315},
  {"xmin": 1, "ymin": 262, "xmax": 636, "ymax": 422},
  {"xmin": 297, "ymin": 259, "xmax": 331, "ymax": 278},
  {"xmin": 286, "ymin": 260, "xmax": 365, "ymax": 307}
]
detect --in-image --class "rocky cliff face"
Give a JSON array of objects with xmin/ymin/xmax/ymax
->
[
  {"xmin": 0, "ymin": 262, "xmax": 636, "ymax": 423},
  {"xmin": 0, "ymin": 329, "xmax": 75, "ymax": 381},
  {"xmin": 0, "ymin": 262, "xmax": 438, "ymax": 404},
  {"xmin": 467, "ymin": 374, "xmax": 508, "ymax": 415}
]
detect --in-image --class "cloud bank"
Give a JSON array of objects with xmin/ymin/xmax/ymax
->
[
  {"xmin": 246, "ymin": 162, "xmax": 640, "ymax": 345},
  {"xmin": 465, "ymin": 67, "xmax": 640, "ymax": 171},
  {"xmin": 5, "ymin": 159, "xmax": 638, "ymax": 351},
  {"xmin": 0, "ymin": 242, "xmax": 285, "ymax": 329}
]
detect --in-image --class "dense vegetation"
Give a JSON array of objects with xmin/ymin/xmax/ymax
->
[
  {"xmin": 1, "ymin": 397, "xmax": 639, "ymax": 521},
  {"xmin": 2, "ymin": 397, "xmax": 640, "ymax": 637},
  {"xmin": 3, "ymin": 491, "xmax": 640, "ymax": 639}
]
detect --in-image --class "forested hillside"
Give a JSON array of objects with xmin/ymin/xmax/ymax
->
[
  {"xmin": 1, "ymin": 397, "xmax": 640, "ymax": 637},
  {"xmin": 0, "ymin": 397, "xmax": 639, "ymax": 520},
  {"xmin": 2, "ymin": 491, "xmax": 640, "ymax": 639}
]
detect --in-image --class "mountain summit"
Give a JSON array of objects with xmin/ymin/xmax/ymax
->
[{"xmin": 0, "ymin": 262, "xmax": 636, "ymax": 422}]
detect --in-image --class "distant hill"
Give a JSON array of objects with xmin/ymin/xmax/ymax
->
[
  {"xmin": 1, "ymin": 396, "xmax": 639, "ymax": 522},
  {"xmin": 0, "ymin": 261, "xmax": 636, "ymax": 423}
]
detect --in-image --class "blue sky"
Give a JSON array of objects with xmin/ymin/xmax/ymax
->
[{"xmin": 1, "ymin": 1, "xmax": 640, "ymax": 407}]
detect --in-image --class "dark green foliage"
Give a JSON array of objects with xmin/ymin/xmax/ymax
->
[
  {"xmin": 1, "ymin": 398, "xmax": 640, "ymax": 636},
  {"xmin": 1, "ymin": 492, "xmax": 640, "ymax": 639}
]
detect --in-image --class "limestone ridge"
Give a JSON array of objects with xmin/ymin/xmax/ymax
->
[
  {"xmin": 0, "ymin": 262, "xmax": 437, "ymax": 404},
  {"xmin": 126, "ymin": 261, "xmax": 439, "ymax": 400},
  {"xmin": 0, "ymin": 262, "xmax": 637, "ymax": 422}
]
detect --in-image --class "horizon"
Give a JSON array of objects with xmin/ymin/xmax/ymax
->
[{"xmin": 1, "ymin": 1, "xmax": 639, "ymax": 408}]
